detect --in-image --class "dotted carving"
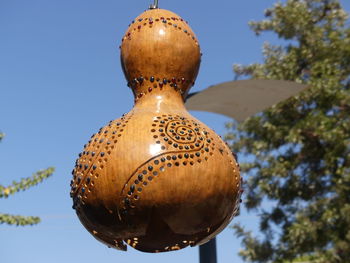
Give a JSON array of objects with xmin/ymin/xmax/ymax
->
[
  {"xmin": 118, "ymin": 114, "xmax": 215, "ymax": 218},
  {"xmin": 70, "ymin": 112, "xmax": 133, "ymax": 209},
  {"xmin": 212, "ymin": 134, "xmax": 242, "ymax": 218},
  {"xmin": 121, "ymin": 16, "xmax": 199, "ymax": 46},
  {"xmin": 129, "ymin": 77, "xmax": 195, "ymax": 103}
]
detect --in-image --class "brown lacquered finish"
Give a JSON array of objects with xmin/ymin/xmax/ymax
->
[{"xmin": 70, "ymin": 8, "xmax": 241, "ymax": 253}]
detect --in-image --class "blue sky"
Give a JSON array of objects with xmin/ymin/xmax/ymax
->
[{"xmin": 1, "ymin": 1, "xmax": 349, "ymax": 262}]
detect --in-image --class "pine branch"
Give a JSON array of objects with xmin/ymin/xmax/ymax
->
[
  {"xmin": 0, "ymin": 167, "xmax": 55, "ymax": 198},
  {"xmin": 0, "ymin": 131, "xmax": 55, "ymax": 226},
  {"xmin": 0, "ymin": 213, "xmax": 40, "ymax": 226}
]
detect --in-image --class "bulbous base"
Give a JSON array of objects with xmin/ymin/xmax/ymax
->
[{"xmin": 70, "ymin": 109, "xmax": 241, "ymax": 252}]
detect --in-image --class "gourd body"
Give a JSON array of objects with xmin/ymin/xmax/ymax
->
[{"xmin": 70, "ymin": 8, "xmax": 241, "ymax": 253}]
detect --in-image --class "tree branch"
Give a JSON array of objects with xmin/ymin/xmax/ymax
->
[
  {"xmin": 0, "ymin": 167, "xmax": 55, "ymax": 198},
  {"xmin": 0, "ymin": 213, "xmax": 40, "ymax": 226}
]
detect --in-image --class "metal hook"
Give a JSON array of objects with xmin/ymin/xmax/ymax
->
[{"xmin": 149, "ymin": 0, "xmax": 159, "ymax": 9}]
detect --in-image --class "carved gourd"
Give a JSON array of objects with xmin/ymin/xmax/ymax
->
[{"xmin": 70, "ymin": 8, "xmax": 242, "ymax": 253}]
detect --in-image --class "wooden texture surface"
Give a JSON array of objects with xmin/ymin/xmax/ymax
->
[{"xmin": 70, "ymin": 8, "xmax": 241, "ymax": 253}]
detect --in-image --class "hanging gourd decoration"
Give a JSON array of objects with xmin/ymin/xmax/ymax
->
[{"xmin": 70, "ymin": 6, "xmax": 242, "ymax": 253}]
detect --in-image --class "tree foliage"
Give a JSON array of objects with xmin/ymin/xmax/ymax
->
[
  {"xmin": 0, "ymin": 132, "xmax": 54, "ymax": 226},
  {"xmin": 225, "ymin": 0, "xmax": 350, "ymax": 262}
]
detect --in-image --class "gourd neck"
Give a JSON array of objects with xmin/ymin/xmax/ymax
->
[{"xmin": 133, "ymin": 89, "xmax": 187, "ymax": 113}]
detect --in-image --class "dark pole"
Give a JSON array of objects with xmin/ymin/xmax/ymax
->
[{"xmin": 199, "ymin": 238, "xmax": 217, "ymax": 263}]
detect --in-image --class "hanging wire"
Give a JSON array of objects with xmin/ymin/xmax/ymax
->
[{"xmin": 149, "ymin": 0, "xmax": 159, "ymax": 9}]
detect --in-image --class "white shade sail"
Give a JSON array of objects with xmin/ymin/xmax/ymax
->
[{"xmin": 185, "ymin": 79, "xmax": 308, "ymax": 122}]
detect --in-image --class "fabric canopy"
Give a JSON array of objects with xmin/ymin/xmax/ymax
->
[{"xmin": 185, "ymin": 79, "xmax": 308, "ymax": 122}]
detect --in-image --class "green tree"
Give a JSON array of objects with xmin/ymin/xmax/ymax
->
[
  {"xmin": 225, "ymin": 0, "xmax": 350, "ymax": 262},
  {"xmin": 0, "ymin": 132, "xmax": 54, "ymax": 226}
]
